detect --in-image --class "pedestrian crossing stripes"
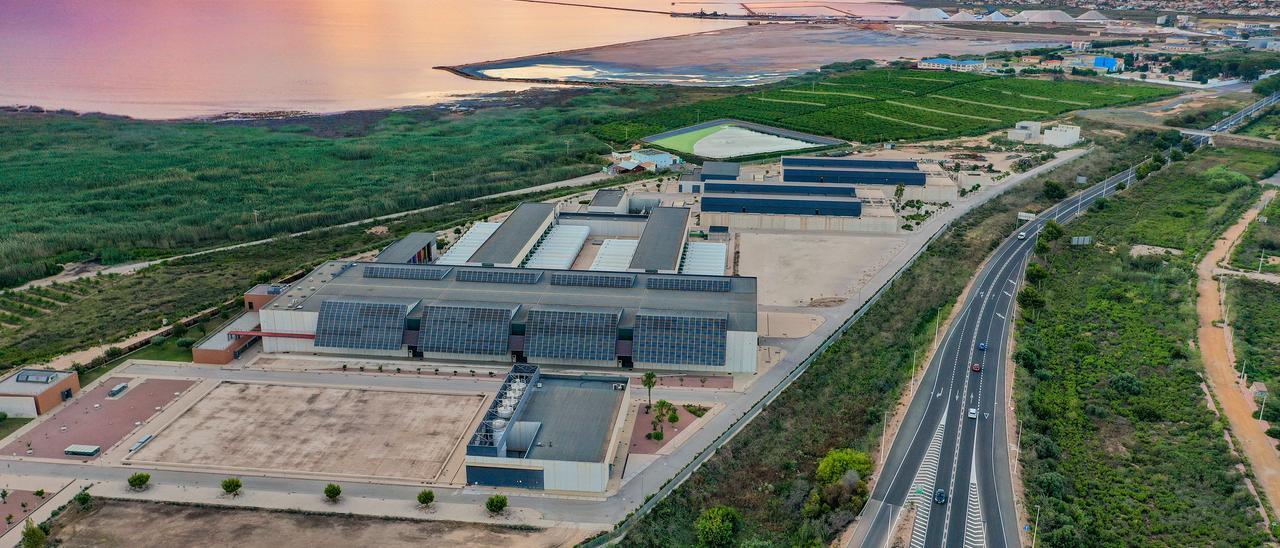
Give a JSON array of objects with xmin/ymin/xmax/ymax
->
[{"xmin": 908, "ymin": 411, "xmax": 947, "ymax": 548}]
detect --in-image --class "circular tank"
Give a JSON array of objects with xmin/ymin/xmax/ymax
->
[
  {"xmin": 497, "ymin": 405, "xmax": 514, "ymax": 418},
  {"xmin": 491, "ymin": 418, "xmax": 508, "ymax": 431}
]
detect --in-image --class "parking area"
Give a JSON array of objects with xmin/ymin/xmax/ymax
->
[
  {"xmin": 0, "ymin": 377, "xmax": 195, "ymax": 461},
  {"xmin": 129, "ymin": 382, "xmax": 488, "ymax": 481},
  {"xmin": 738, "ymin": 231, "xmax": 907, "ymax": 307}
]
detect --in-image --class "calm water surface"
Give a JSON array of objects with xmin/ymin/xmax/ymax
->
[{"xmin": 0, "ymin": 0, "xmax": 738, "ymax": 118}]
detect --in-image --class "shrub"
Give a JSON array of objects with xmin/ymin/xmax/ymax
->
[
  {"xmin": 175, "ymin": 337, "xmax": 197, "ymax": 348},
  {"xmin": 73, "ymin": 490, "xmax": 91, "ymax": 509},
  {"xmin": 149, "ymin": 335, "xmax": 167, "ymax": 346},
  {"xmin": 417, "ymin": 489, "xmax": 435, "ymax": 507},
  {"xmin": 486, "ymin": 495, "xmax": 508, "ymax": 514},
  {"xmin": 21, "ymin": 518, "xmax": 45, "ymax": 548},
  {"xmin": 815, "ymin": 448, "xmax": 873, "ymax": 485},
  {"xmin": 694, "ymin": 505, "xmax": 741, "ymax": 547},
  {"xmin": 127, "ymin": 473, "xmax": 151, "ymax": 491},
  {"xmin": 32, "ymin": 489, "xmax": 44, "ymax": 498},
  {"xmin": 324, "ymin": 483, "xmax": 341, "ymax": 502},
  {"xmin": 222, "ymin": 477, "xmax": 242, "ymax": 496}
]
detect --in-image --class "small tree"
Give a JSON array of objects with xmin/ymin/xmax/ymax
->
[
  {"xmin": 0, "ymin": 489, "xmax": 7, "ymax": 503},
  {"xmin": 21, "ymin": 519, "xmax": 46, "ymax": 548},
  {"xmin": 815, "ymin": 448, "xmax": 873, "ymax": 485},
  {"xmin": 653, "ymin": 400, "xmax": 674, "ymax": 433},
  {"xmin": 641, "ymin": 371, "xmax": 657, "ymax": 412},
  {"xmin": 222, "ymin": 477, "xmax": 242, "ymax": 497},
  {"xmin": 324, "ymin": 483, "xmax": 341, "ymax": 503},
  {"xmin": 486, "ymin": 494, "xmax": 508, "ymax": 515},
  {"xmin": 1040, "ymin": 220, "xmax": 1065, "ymax": 242},
  {"xmin": 417, "ymin": 489, "xmax": 435, "ymax": 508},
  {"xmin": 127, "ymin": 473, "xmax": 151, "ymax": 491},
  {"xmin": 73, "ymin": 490, "xmax": 92, "ymax": 509},
  {"xmin": 694, "ymin": 505, "xmax": 741, "ymax": 547}
]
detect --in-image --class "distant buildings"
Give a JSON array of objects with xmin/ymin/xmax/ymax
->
[
  {"xmin": 918, "ymin": 58, "xmax": 987, "ymax": 72},
  {"xmin": 608, "ymin": 147, "xmax": 682, "ymax": 174},
  {"xmin": 1008, "ymin": 121, "xmax": 1081, "ymax": 147}
]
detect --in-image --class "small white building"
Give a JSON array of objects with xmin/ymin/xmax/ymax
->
[{"xmin": 1041, "ymin": 125, "xmax": 1081, "ymax": 147}]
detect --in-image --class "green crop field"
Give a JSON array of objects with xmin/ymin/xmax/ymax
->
[{"xmin": 595, "ymin": 69, "xmax": 1175, "ymax": 145}]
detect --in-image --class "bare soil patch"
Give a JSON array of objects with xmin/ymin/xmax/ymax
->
[
  {"xmin": 130, "ymin": 382, "xmax": 486, "ymax": 480},
  {"xmin": 51, "ymin": 499, "xmax": 585, "ymax": 548}
]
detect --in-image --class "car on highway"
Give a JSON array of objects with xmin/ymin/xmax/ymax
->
[
  {"xmin": 1017, "ymin": 231, "xmax": 1027, "ymax": 240},
  {"xmin": 971, "ymin": 362, "xmax": 983, "ymax": 373},
  {"xmin": 977, "ymin": 342, "xmax": 988, "ymax": 351},
  {"xmin": 968, "ymin": 408, "xmax": 978, "ymax": 419},
  {"xmin": 934, "ymin": 489, "xmax": 947, "ymax": 505}
]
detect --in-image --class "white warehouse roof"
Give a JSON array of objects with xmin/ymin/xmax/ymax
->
[
  {"xmin": 590, "ymin": 239, "xmax": 639, "ymax": 271},
  {"xmin": 437, "ymin": 222, "xmax": 501, "ymax": 265},
  {"xmin": 680, "ymin": 242, "xmax": 727, "ymax": 276},
  {"xmin": 524, "ymin": 225, "xmax": 590, "ymax": 270}
]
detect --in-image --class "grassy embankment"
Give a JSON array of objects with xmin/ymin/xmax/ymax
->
[
  {"xmin": 623, "ymin": 130, "xmax": 1166, "ymax": 546},
  {"xmin": 0, "ymin": 87, "xmax": 727, "ymax": 292},
  {"xmin": 1225, "ymin": 277, "xmax": 1280, "ymax": 398},
  {"xmin": 1013, "ymin": 146, "xmax": 1280, "ymax": 546},
  {"xmin": 1231, "ymin": 170, "xmax": 1280, "ymax": 273}
]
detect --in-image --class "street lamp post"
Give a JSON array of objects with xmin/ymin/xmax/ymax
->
[{"xmin": 1032, "ymin": 504, "xmax": 1042, "ymax": 548}]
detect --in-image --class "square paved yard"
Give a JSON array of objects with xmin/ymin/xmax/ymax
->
[
  {"xmin": 1, "ymin": 377, "xmax": 195, "ymax": 461},
  {"xmin": 130, "ymin": 382, "xmax": 486, "ymax": 480}
]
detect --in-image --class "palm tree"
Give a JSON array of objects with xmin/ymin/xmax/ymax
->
[{"xmin": 641, "ymin": 371, "xmax": 657, "ymax": 413}]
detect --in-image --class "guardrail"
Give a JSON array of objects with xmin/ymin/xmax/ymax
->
[{"xmin": 1209, "ymin": 91, "xmax": 1280, "ymax": 133}]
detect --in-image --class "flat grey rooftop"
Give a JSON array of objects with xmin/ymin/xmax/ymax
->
[
  {"xmin": 468, "ymin": 203, "xmax": 555, "ymax": 265},
  {"xmin": 196, "ymin": 311, "xmax": 261, "ymax": 350},
  {"xmin": 374, "ymin": 232, "xmax": 436, "ymax": 264},
  {"xmin": 590, "ymin": 189, "xmax": 625, "ymax": 208},
  {"xmin": 628, "ymin": 207, "xmax": 690, "ymax": 272},
  {"xmin": 0, "ymin": 369, "xmax": 74, "ymax": 396},
  {"xmin": 702, "ymin": 162, "xmax": 740, "ymax": 178},
  {"xmin": 558, "ymin": 211, "xmax": 647, "ymax": 223},
  {"xmin": 521, "ymin": 375, "xmax": 624, "ymax": 462},
  {"xmin": 270, "ymin": 261, "xmax": 757, "ymax": 331},
  {"xmin": 702, "ymin": 192, "xmax": 861, "ymax": 203}
]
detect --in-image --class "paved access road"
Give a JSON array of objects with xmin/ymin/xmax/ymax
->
[{"xmin": 848, "ymin": 149, "xmax": 1183, "ymax": 547}]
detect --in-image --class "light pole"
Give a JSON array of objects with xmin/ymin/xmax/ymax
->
[{"xmin": 1032, "ymin": 504, "xmax": 1042, "ymax": 548}]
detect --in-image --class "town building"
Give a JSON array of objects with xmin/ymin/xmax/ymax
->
[{"xmin": 0, "ymin": 369, "xmax": 79, "ymax": 417}]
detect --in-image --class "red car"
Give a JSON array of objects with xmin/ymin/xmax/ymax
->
[{"xmin": 971, "ymin": 362, "xmax": 983, "ymax": 373}]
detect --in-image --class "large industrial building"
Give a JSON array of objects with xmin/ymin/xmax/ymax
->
[
  {"xmin": 465, "ymin": 363, "xmax": 628, "ymax": 492},
  {"xmin": 202, "ymin": 198, "xmax": 757, "ymax": 373}
]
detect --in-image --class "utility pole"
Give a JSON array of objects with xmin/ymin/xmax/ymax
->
[{"xmin": 1032, "ymin": 504, "xmax": 1042, "ymax": 548}]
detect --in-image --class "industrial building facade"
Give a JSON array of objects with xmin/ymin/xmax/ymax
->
[{"xmin": 464, "ymin": 363, "xmax": 628, "ymax": 492}]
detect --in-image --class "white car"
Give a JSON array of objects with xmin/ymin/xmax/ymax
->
[
  {"xmin": 968, "ymin": 408, "xmax": 978, "ymax": 420},
  {"xmin": 1016, "ymin": 232, "xmax": 1027, "ymax": 240}
]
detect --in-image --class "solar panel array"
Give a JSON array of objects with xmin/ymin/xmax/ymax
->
[
  {"xmin": 456, "ymin": 269, "xmax": 543, "ymax": 285},
  {"xmin": 549, "ymin": 272, "xmax": 636, "ymax": 288},
  {"xmin": 634, "ymin": 312, "xmax": 728, "ymax": 367},
  {"xmin": 313, "ymin": 300, "xmax": 409, "ymax": 350},
  {"xmin": 646, "ymin": 276, "xmax": 731, "ymax": 293},
  {"xmin": 418, "ymin": 304, "xmax": 516, "ymax": 356},
  {"xmin": 363, "ymin": 265, "xmax": 452, "ymax": 281},
  {"xmin": 525, "ymin": 308, "xmax": 620, "ymax": 362}
]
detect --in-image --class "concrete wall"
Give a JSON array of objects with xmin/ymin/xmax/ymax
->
[
  {"xmin": 0, "ymin": 396, "xmax": 37, "ymax": 418},
  {"xmin": 700, "ymin": 212, "xmax": 899, "ymax": 234},
  {"xmin": 465, "ymin": 455, "xmax": 610, "ymax": 493},
  {"xmin": 899, "ymin": 184, "xmax": 958, "ymax": 203}
]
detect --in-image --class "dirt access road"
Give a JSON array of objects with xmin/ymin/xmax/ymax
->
[{"xmin": 1197, "ymin": 188, "xmax": 1280, "ymax": 518}]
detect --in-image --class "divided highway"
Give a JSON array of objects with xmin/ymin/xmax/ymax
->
[{"xmin": 851, "ymin": 133, "xmax": 1210, "ymax": 548}]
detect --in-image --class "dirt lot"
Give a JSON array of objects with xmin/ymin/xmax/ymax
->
[
  {"xmin": 738, "ymin": 231, "xmax": 906, "ymax": 306},
  {"xmin": 52, "ymin": 500, "xmax": 587, "ymax": 548},
  {"xmin": 130, "ymin": 382, "xmax": 486, "ymax": 480}
]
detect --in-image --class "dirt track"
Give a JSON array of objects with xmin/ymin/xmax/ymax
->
[{"xmin": 1197, "ymin": 188, "xmax": 1280, "ymax": 518}]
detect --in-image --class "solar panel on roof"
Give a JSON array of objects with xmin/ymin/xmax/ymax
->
[
  {"xmin": 313, "ymin": 301, "xmax": 409, "ymax": 350},
  {"xmin": 550, "ymin": 272, "xmax": 636, "ymax": 288},
  {"xmin": 363, "ymin": 265, "xmax": 452, "ymax": 281},
  {"xmin": 646, "ymin": 276, "xmax": 731, "ymax": 292},
  {"xmin": 456, "ymin": 269, "xmax": 543, "ymax": 284}
]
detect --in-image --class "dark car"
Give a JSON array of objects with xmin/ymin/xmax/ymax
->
[
  {"xmin": 971, "ymin": 362, "xmax": 983, "ymax": 373},
  {"xmin": 977, "ymin": 342, "xmax": 988, "ymax": 351},
  {"xmin": 934, "ymin": 488, "xmax": 947, "ymax": 505}
]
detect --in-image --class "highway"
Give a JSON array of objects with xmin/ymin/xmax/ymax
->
[
  {"xmin": 850, "ymin": 134, "xmax": 1210, "ymax": 548},
  {"xmin": 1208, "ymin": 90, "xmax": 1280, "ymax": 133}
]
